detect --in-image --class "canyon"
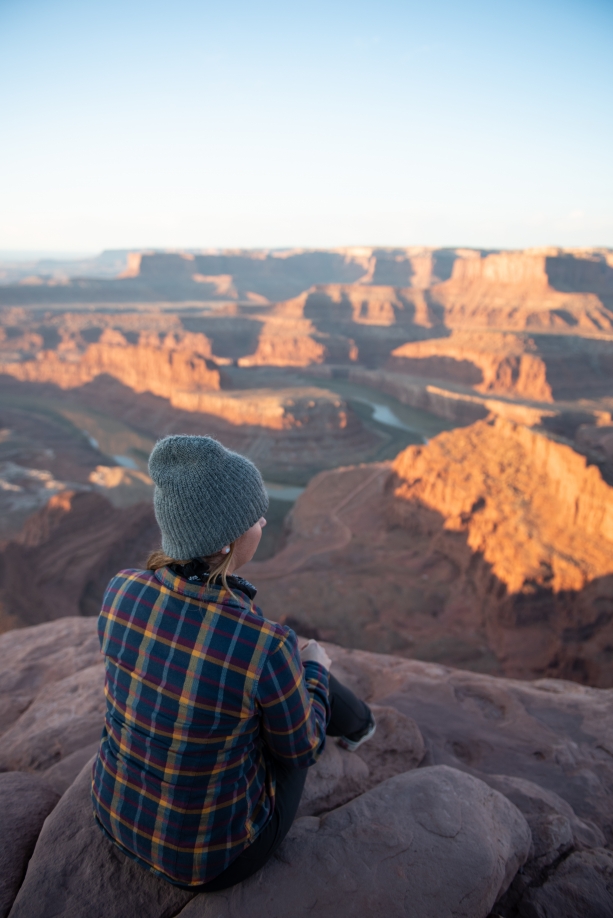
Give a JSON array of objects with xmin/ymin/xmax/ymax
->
[
  {"xmin": 1, "ymin": 245, "xmax": 613, "ymax": 685},
  {"xmin": 247, "ymin": 417, "xmax": 613, "ymax": 685},
  {"xmin": 2, "ymin": 245, "xmax": 613, "ymax": 916}
]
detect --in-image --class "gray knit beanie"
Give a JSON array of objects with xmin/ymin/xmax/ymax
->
[{"xmin": 148, "ymin": 435, "xmax": 269, "ymax": 560}]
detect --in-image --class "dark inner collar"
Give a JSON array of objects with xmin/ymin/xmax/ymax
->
[{"xmin": 169, "ymin": 558, "xmax": 258, "ymax": 601}]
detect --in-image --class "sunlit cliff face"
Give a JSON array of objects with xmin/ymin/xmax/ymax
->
[
  {"xmin": 242, "ymin": 417, "xmax": 613, "ymax": 686},
  {"xmin": 391, "ymin": 417, "xmax": 613, "ymax": 596}
]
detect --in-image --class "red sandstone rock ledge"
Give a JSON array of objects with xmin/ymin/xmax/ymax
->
[{"xmin": 1, "ymin": 617, "xmax": 612, "ymax": 917}]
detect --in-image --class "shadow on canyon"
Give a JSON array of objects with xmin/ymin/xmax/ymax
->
[
  {"xmin": 249, "ymin": 477, "xmax": 613, "ymax": 688},
  {"xmin": 1, "ymin": 465, "xmax": 612, "ymax": 688}
]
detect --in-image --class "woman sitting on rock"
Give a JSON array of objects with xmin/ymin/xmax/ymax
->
[{"xmin": 91, "ymin": 435, "xmax": 375, "ymax": 891}]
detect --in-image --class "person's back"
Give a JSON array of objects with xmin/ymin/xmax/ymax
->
[
  {"xmin": 91, "ymin": 435, "xmax": 374, "ymax": 891},
  {"xmin": 93, "ymin": 563, "xmax": 328, "ymax": 885}
]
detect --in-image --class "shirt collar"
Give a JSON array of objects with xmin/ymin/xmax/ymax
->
[{"xmin": 153, "ymin": 565, "xmax": 257, "ymax": 605}]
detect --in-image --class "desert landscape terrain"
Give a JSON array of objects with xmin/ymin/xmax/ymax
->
[
  {"xmin": 2, "ymin": 245, "xmax": 613, "ymax": 918},
  {"xmin": 2, "ymin": 245, "xmax": 613, "ymax": 686}
]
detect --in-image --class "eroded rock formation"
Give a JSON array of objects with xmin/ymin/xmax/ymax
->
[
  {"xmin": 432, "ymin": 248, "xmax": 613, "ymax": 332},
  {"xmin": 391, "ymin": 416, "xmax": 613, "ymax": 595},
  {"xmin": 391, "ymin": 330, "xmax": 613, "ymax": 401},
  {"xmin": 1, "ymin": 245, "xmax": 613, "ymax": 682},
  {"xmin": 233, "ymin": 248, "xmax": 613, "ymax": 402},
  {"xmin": 0, "ymin": 328, "xmax": 221, "ymax": 397},
  {"xmin": 390, "ymin": 331, "xmax": 553, "ymax": 400},
  {"xmin": 3, "ymin": 246, "xmax": 613, "ymax": 419},
  {"xmin": 249, "ymin": 418, "xmax": 613, "ymax": 685},
  {"xmin": 171, "ymin": 387, "xmax": 352, "ymax": 430}
]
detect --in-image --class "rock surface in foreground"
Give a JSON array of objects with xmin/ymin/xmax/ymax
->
[
  {"xmin": 298, "ymin": 703, "xmax": 426, "ymax": 817},
  {"xmin": 9, "ymin": 762, "xmax": 530, "ymax": 918},
  {"xmin": 0, "ymin": 618, "xmax": 100, "ymax": 736},
  {"xmin": 180, "ymin": 766, "xmax": 530, "ymax": 918},
  {"xmin": 0, "ymin": 664, "xmax": 105, "ymax": 772},
  {"xmin": 8, "ymin": 761, "xmax": 195, "ymax": 918},
  {"xmin": 513, "ymin": 848, "xmax": 613, "ymax": 918},
  {"xmin": 3, "ymin": 617, "xmax": 613, "ymax": 917},
  {"xmin": 0, "ymin": 772, "xmax": 59, "ymax": 918}
]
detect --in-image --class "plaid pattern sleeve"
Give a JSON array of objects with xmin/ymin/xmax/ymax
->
[
  {"xmin": 258, "ymin": 629, "xmax": 329, "ymax": 767},
  {"xmin": 90, "ymin": 566, "xmax": 330, "ymax": 888}
]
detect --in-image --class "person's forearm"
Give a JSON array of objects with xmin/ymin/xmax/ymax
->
[{"xmin": 259, "ymin": 642, "xmax": 330, "ymax": 767}]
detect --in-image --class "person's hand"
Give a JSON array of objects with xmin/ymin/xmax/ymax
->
[{"xmin": 299, "ymin": 639, "xmax": 331, "ymax": 671}]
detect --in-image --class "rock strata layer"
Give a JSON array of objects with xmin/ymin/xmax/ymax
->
[
  {"xmin": 0, "ymin": 329, "xmax": 221, "ymax": 397},
  {"xmin": 391, "ymin": 330, "xmax": 613, "ymax": 402}
]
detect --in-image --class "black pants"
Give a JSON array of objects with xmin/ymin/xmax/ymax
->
[{"xmin": 195, "ymin": 673, "xmax": 371, "ymax": 892}]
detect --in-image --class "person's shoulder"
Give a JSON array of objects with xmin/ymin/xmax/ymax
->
[
  {"xmin": 107, "ymin": 568, "xmax": 155, "ymax": 587},
  {"xmin": 114, "ymin": 567, "xmax": 152, "ymax": 579},
  {"xmin": 102, "ymin": 568, "xmax": 157, "ymax": 602},
  {"xmin": 242, "ymin": 602, "xmax": 293, "ymax": 647}
]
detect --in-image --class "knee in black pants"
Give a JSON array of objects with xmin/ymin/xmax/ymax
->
[{"xmin": 326, "ymin": 672, "xmax": 372, "ymax": 738}]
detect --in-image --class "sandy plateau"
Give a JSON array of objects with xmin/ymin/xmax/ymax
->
[{"xmin": 1, "ymin": 246, "xmax": 613, "ymax": 685}]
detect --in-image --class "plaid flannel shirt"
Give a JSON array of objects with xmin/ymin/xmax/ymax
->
[{"xmin": 91, "ymin": 566, "xmax": 329, "ymax": 886}]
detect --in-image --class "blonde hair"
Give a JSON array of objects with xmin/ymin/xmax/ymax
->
[{"xmin": 146, "ymin": 542, "xmax": 237, "ymax": 593}]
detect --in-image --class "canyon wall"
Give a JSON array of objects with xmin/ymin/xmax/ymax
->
[
  {"xmin": 432, "ymin": 250, "xmax": 613, "ymax": 332},
  {"xmin": 3, "ymin": 247, "xmax": 613, "ymax": 405},
  {"xmin": 249, "ymin": 418, "xmax": 613, "ymax": 686},
  {"xmin": 449, "ymin": 248, "xmax": 613, "ymax": 295},
  {"xmin": 0, "ymin": 328, "xmax": 221, "ymax": 397},
  {"xmin": 390, "ymin": 332, "xmax": 554, "ymax": 401},
  {"xmin": 391, "ymin": 417, "xmax": 613, "ymax": 595},
  {"xmin": 172, "ymin": 387, "xmax": 352, "ymax": 431},
  {"xmin": 3, "ymin": 246, "xmax": 611, "ymax": 313},
  {"xmin": 0, "ymin": 247, "xmax": 462, "ymax": 304},
  {"xmin": 234, "ymin": 249, "xmax": 613, "ymax": 396},
  {"xmin": 389, "ymin": 331, "xmax": 613, "ymax": 402}
]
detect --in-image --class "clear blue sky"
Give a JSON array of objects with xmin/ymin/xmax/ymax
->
[{"xmin": 0, "ymin": 0, "xmax": 611, "ymax": 252}]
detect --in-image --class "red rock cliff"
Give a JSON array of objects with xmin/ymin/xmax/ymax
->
[
  {"xmin": 0, "ymin": 329, "xmax": 221, "ymax": 396},
  {"xmin": 392, "ymin": 417, "xmax": 613, "ymax": 595}
]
